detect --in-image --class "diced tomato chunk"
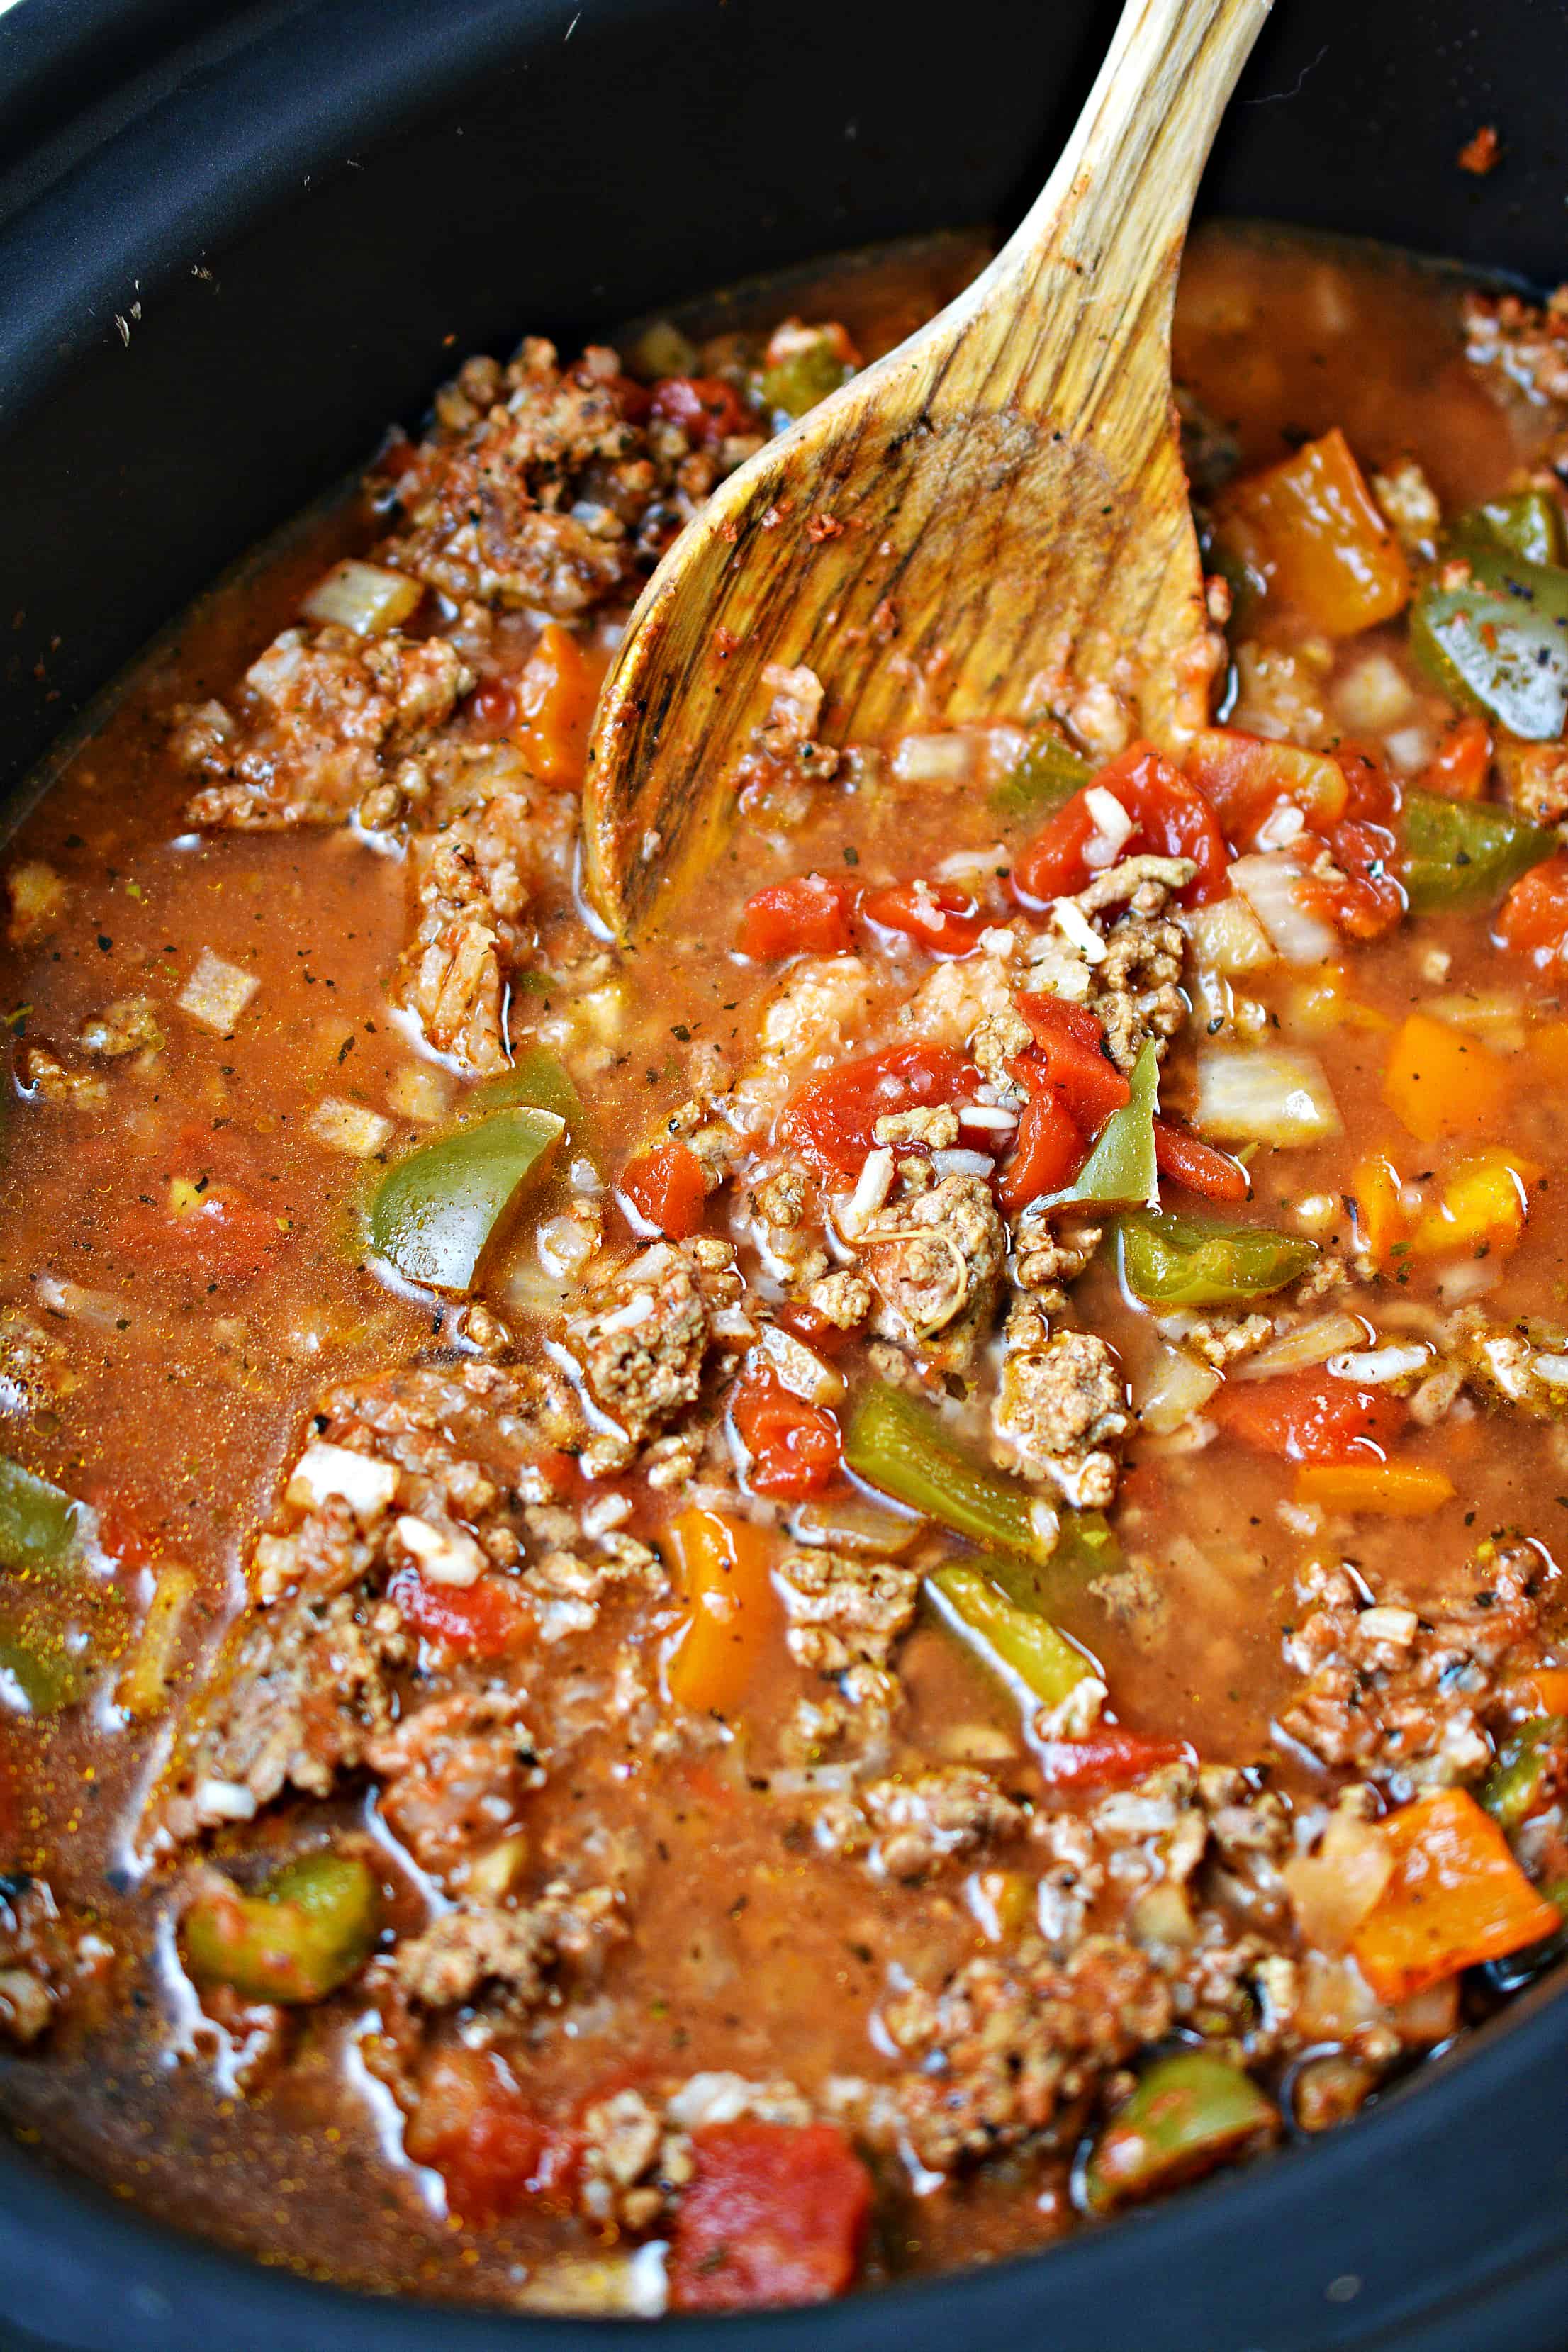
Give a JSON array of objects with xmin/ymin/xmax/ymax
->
[
  {"xmin": 1215, "ymin": 1371, "xmax": 1408, "ymax": 1464},
  {"xmin": 1014, "ymin": 743, "xmax": 1228, "ymax": 907},
  {"xmin": 1036, "ymin": 1729, "xmax": 1191, "ymax": 1788},
  {"xmin": 405, "ymin": 2047, "xmax": 579, "ymax": 2226},
  {"xmin": 1017, "ymin": 992, "xmax": 1131, "ymax": 1132},
  {"xmin": 997, "ymin": 1059, "xmax": 1085, "ymax": 1211},
  {"xmin": 466, "ymin": 676, "xmax": 516, "ymax": 740},
  {"xmin": 621, "ymin": 1142, "xmax": 707, "ymax": 1239},
  {"xmin": 649, "ymin": 375, "xmax": 754, "ymax": 444},
  {"xmin": 1335, "ymin": 744, "xmax": 1400, "ymax": 827},
  {"xmin": 737, "ymin": 875, "xmax": 857, "ymax": 958},
  {"xmin": 389, "ymin": 1567, "xmax": 532, "ymax": 1659},
  {"xmin": 1421, "ymin": 715, "xmax": 1491, "ymax": 800},
  {"xmin": 84, "ymin": 1487, "xmax": 157, "ymax": 1572},
  {"xmin": 732, "ymin": 1367, "xmax": 841, "ymax": 1498},
  {"xmin": 670, "ymin": 2121, "xmax": 872, "ymax": 2313},
  {"xmin": 1011, "ymin": 788, "xmax": 1102, "ymax": 902},
  {"xmin": 1299, "ymin": 817, "xmax": 1405, "ymax": 940},
  {"xmin": 861, "ymin": 880, "xmax": 987, "ymax": 956},
  {"xmin": 773, "ymin": 1301, "xmax": 853, "ymax": 1355},
  {"xmin": 779, "ymin": 1044, "xmax": 978, "ymax": 1177},
  {"xmin": 1498, "ymin": 853, "xmax": 1568, "ymax": 968},
  {"xmin": 1151, "ymin": 1116, "xmax": 1250, "ymax": 1202}
]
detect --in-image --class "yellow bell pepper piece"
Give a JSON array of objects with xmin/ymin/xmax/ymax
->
[
  {"xmin": 1288, "ymin": 963, "xmax": 1392, "ymax": 1039},
  {"xmin": 1295, "ymin": 1462, "xmax": 1456, "ymax": 1516},
  {"xmin": 1406, "ymin": 1150, "xmax": 1542, "ymax": 1261},
  {"xmin": 663, "ymin": 1508, "xmax": 778, "ymax": 1715},
  {"xmin": 1351, "ymin": 1788, "xmax": 1562, "ymax": 2003},
  {"xmin": 1216, "ymin": 427, "xmax": 1411, "ymax": 637},
  {"xmin": 1382, "ymin": 1011, "xmax": 1512, "ymax": 1144}
]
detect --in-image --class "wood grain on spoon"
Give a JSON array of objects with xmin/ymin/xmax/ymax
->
[{"xmin": 581, "ymin": 0, "xmax": 1272, "ymax": 937}]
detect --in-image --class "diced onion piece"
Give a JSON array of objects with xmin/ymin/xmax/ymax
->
[
  {"xmin": 393, "ymin": 1513, "xmax": 485, "ymax": 1589},
  {"xmin": 1421, "ymin": 990, "xmax": 1526, "ymax": 1048},
  {"xmin": 286, "ymin": 1442, "xmax": 398, "ymax": 1521},
  {"xmin": 1254, "ymin": 801, "xmax": 1306, "ymax": 851},
  {"xmin": 1134, "ymin": 1338, "xmax": 1221, "ymax": 1435},
  {"xmin": 1183, "ymin": 893, "xmax": 1277, "ymax": 978},
  {"xmin": 177, "ymin": 948, "xmax": 259, "ymax": 1036},
  {"xmin": 1233, "ymin": 1311, "xmax": 1368, "ymax": 1381},
  {"xmin": 835, "ymin": 1146, "xmax": 895, "ymax": 1238},
  {"xmin": 890, "ymin": 732, "xmax": 975, "ymax": 785},
  {"xmin": 1230, "ymin": 853, "xmax": 1338, "ymax": 964},
  {"xmin": 310, "ymin": 1096, "xmax": 394, "ymax": 1156},
  {"xmin": 1052, "ymin": 896, "xmax": 1108, "ymax": 963},
  {"xmin": 1531, "ymin": 1353, "xmax": 1568, "ymax": 1388},
  {"xmin": 386, "ymin": 1065, "xmax": 455, "ymax": 1123},
  {"xmin": 301, "ymin": 559, "xmax": 421, "ymax": 636},
  {"xmin": 1082, "ymin": 787, "xmax": 1135, "ymax": 870},
  {"xmin": 934, "ymin": 842, "xmax": 1009, "ymax": 880},
  {"xmin": 931, "ymin": 1148, "xmax": 996, "ymax": 1177},
  {"xmin": 788, "ymin": 1491, "xmax": 924, "ymax": 1555},
  {"xmin": 759, "ymin": 1323, "xmax": 846, "ymax": 1406},
  {"xmin": 1326, "ymin": 1343, "xmax": 1430, "ymax": 1385},
  {"xmin": 1194, "ymin": 1044, "xmax": 1342, "ymax": 1146}
]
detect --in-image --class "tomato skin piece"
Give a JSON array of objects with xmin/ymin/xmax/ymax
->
[
  {"xmin": 620, "ymin": 1142, "xmax": 707, "ymax": 1239},
  {"xmin": 669, "ymin": 2121, "xmax": 873, "ymax": 2313},
  {"xmin": 1036, "ymin": 1730, "xmax": 1191, "ymax": 1788},
  {"xmin": 649, "ymin": 374, "xmax": 752, "ymax": 444},
  {"xmin": 405, "ymin": 2046, "xmax": 579, "ymax": 2226},
  {"xmin": 1151, "ymin": 1116, "xmax": 1250, "ymax": 1202},
  {"xmin": 389, "ymin": 1567, "xmax": 532, "ymax": 1659},
  {"xmin": 732, "ymin": 1367, "xmax": 841, "ymax": 1498},
  {"xmin": 997, "ymin": 1059, "xmax": 1085, "ymax": 1212},
  {"xmin": 1017, "ymin": 992, "xmax": 1131, "ymax": 1131},
  {"xmin": 1012, "ymin": 788, "xmax": 1101, "ymax": 902},
  {"xmin": 778, "ymin": 1044, "xmax": 978, "ymax": 1177},
  {"xmin": 1103, "ymin": 741, "xmax": 1230, "ymax": 905},
  {"xmin": 1335, "ymin": 744, "xmax": 1400, "ymax": 827},
  {"xmin": 861, "ymin": 880, "xmax": 987, "ymax": 956},
  {"xmin": 1215, "ymin": 1371, "xmax": 1409, "ymax": 1465},
  {"xmin": 737, "ymin": 875, "xmax": 857, "ymax": 958},
  {"xmin": 1498, "ymin": 852, "xmax": 1568, "ymax": 967}
]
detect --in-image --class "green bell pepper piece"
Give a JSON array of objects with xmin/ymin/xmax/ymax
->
[
  {"xmin": 926, "ymin": 1563, "xmax": 1091, "ymax": 1711},
  {"xmin": 1481, "ymin": 1714, "xmax": 1567, "ymax": 1833},
  {"xmin": 0, "ymin": 1620, "xmax": 89, "ymax": 1714},
  {"xmin": 474, "ymin": 1046, "xmax": 600, "ymax": 1172},
  {"xmin": 370, "ymin": 1104, "xmax": 564, "ymax": 1291},
  {"xmin": 1399, "ymin": 788, "xmax": 1557, "ymax": 914},
  {"xmin": 1085, "ymin": 2050, "xmax": 1279, "ymax": 2214},
  {"xmin": 1116, "ymin": 1206, "xmax": 1318, "ymax": 1311},
  {"xmin": 760, "ymin": 331, "xmax": 854, "ymax": 420},
  {"xmin": 1452, "ymin": 490, "xmax": 1567, "ymax": 569},
  {"xmin": 181, "ymin": 1851, "xmax": 381, "ymax": 2006},
  {"xmin": 1409, "ymin": 542, "xmax": 1568, "ymax": 740},
  {"xmin": 992, "ymin": 728, "xmax": 1094, "ymax": 823},
  {"xmin": 0, "ymin": 1457, "xmax": 79, "ymax": 1574},
  {"xmin": 844, "ymin": 1382, "xmax": 1056, "ymax": 1564},
  {"xmin": 1039, "ymin": 1040, "xmax": 1160, "ymax": 1212}
]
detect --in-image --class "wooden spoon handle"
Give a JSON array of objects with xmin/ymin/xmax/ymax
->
[{"xmin": 975, "ymin": 0, "xmax": 1273, "ymax": 412}]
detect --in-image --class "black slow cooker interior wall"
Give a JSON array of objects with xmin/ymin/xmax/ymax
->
[
  {"xmin": 2, "ymin": 0, "xmax": 1567, "ymax": 800},
  {"xmin": 2, "ymin": 1, "xmax": 1568, "ymax": 2348}
]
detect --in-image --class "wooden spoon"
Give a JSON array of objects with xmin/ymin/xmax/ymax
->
[{"xmin": 581, "ymin": 0, "xmax": 1271, "ymax": 937}]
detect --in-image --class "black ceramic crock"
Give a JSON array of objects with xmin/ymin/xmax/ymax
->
[{"xmin": 2, "ymin": 2, "xmax": 1567, "ymax": 2345}]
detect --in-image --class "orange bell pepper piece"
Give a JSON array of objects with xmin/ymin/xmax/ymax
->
[
  {"xmin": 513, "ymin": 621, "xmax": 600, "ymax": 787},
  {"xmin": 1381, "ymin": 1011, "xmax": 1512, "ymax": 1144},
  {"xmin": 1216, "ymin": 427, "xmax": 1411, "ymax": 637},
  {"xmin": 1348, "ymin": 1153, "xmax": 1410, "ymax": 1266},
  {"xmin": 663, "ymin": 1508, "xmax": 780, "ymax": 1715},
  {"xmin": 1521, "ymin": 1667, "xmax": 1568, "ymax": 1716},
  {"xmin": 1294, "ymin": 1461, "xmax": 1456, "ymax": 1517},
  {"xmin": 1406, "ymin": 1150, "xmax": 1542, "ymax": 1261},
  {"xmin": 1351, "ymin": 1788, "xmax": 1561, "ymax": 2003}
]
